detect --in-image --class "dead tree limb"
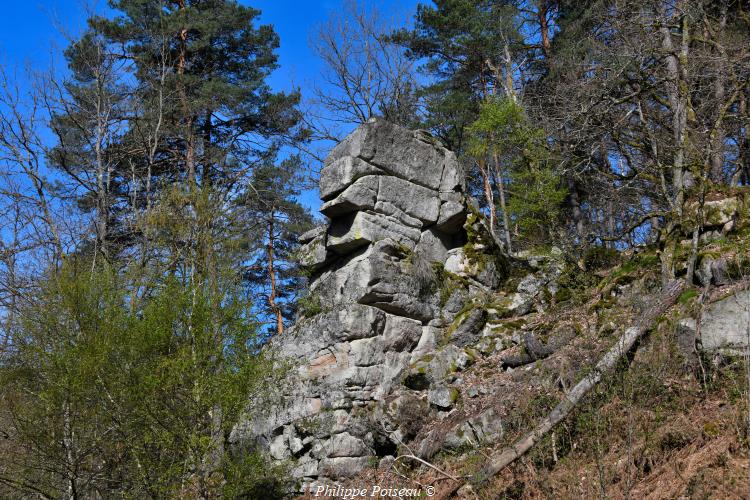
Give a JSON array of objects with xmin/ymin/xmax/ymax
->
[{"xmin": 472, "ymin": 279, "xmax": 685, "ymax": 488}]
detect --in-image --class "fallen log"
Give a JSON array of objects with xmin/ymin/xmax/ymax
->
[{"xmin": 472, "ymin": 279, "xmax": 685, "ymax": 489}]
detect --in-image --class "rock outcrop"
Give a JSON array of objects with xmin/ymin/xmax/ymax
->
[
  {"xmin": 225, "ymin": 158, "xmax": 750, "ymax": 496},
  {"xmin": 679, "ymin": 290, "xmax": 750, "ymax": 357},
  {"xmin": 230, "ymin": 119, "xmax": 511, "ymax": 489}
]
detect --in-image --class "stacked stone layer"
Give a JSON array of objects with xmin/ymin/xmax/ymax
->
[{"xmin": 231, "ymin": 119, "xmax": 510, "ymax": 487}]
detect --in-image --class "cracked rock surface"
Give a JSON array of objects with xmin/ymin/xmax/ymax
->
[{"xmin": 230, "ymin": 119, "xmax": 512, "ymax": 489}]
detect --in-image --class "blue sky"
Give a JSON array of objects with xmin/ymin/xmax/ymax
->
[{"xmin": 0, "ymin": 0, "xmax": 421, "ymax": 213}]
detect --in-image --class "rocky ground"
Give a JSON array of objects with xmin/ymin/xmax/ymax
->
[
  {"xmin": 311, "ymin": 240, "xmax": 750, "ymax": 499},
  {"xmin": 334, "ymin": 214, "xmax": 750, "ymax": 499}
]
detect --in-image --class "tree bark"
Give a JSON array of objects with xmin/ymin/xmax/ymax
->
[
  {"xmin": 607, "ymin": 198, "xmax": 615, "ymax": 248},
  {"xmin": 476, "ymin": 159, "xmax": 497, "ymax": 235},
  {"xmin": 176, "ymin": 0, "xmax": 195, "ymax": 185},
  {"xmin": 568, "ymin": 177, "xmax": 584, "ymax": 241},
  {"xmin": 502, "ymin": 42, "xmax": 517, "ymax": 103},
  {"xmin": 709, "ymin": 2, "xmax": 728, "ymax": 183},
  {"xmin": 741, "ymin": 88, "xmax": 750, "ymax": 185},
  {"xmin": 659, "ymin": 2, "xmax": 690, "ymax": 216},
  {"xmin": 94, "ymin": 57, "xmax": 110, "ymax": 261},
  {"xmin": 537, "ymin": 0, "xmax": 552, "ymax": 61}
]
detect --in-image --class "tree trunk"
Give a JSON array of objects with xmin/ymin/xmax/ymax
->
[
  {"xmin": 709, "ymin": 2, "xmax": 728, "ymax": 183},
  {"xmin": 492, "ymin": 153, "xmax": 512, "ymax": 253},
  {"xmin": 477, "ymin": 159, "xmax": 497, "ymax": 235},
  {"xmin": 659, "ymin": 2, "xmax": 690, "ymax": 216},
  {"xmin": 94, "ymin": 61, "xmax": 109, "ymax": 261},
  {"xmin": 202, "ymin": 110, "xmax": 213, "ymax": 187},
  {"xmin": 267, "ymin": 213, "xmax": 283, "ymax": 335},
  {"xmin": 176, "ymin": 0, "xmax": 195, "ymax": 185},
  {"xmin": 474, "ymin": 279, "xmax": 684, "ymax": 484},
  {"xmin": 568, "ymin": 177, "xmax": 584, "ymax": 241},
  {"xmin": 63, "ymin": 401, "xmax": 77, "ymax": 500},
  {"xmin": 741, "ymin": 88, "xmax": 750, "ymax": 185},
  {"xmin": 502, "ymin": 42, "xmax": 517, "ymax": 103},
  {"xmin": 607, "ymin": 198, "xmax": 615, "ymax": 248},
  {"xmin": 537, "ymin": 0, "xmax": 552, "ymax": 61}
]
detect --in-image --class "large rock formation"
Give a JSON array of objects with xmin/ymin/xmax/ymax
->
[
  {"xmin": 223, "ymin": 163, "xmax": 750, "ymax": 496},
  {"xmin": 231, "ymin": 119, "xmax": 510, "ymax": 490}
]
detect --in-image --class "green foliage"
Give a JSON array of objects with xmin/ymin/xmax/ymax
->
[
  {"xmin": 507, "ymin": 164, "xmax": 567, "ymax": 241},
  {"xmin": 467, "ymin": 97, "xmax": 530, "ymax": 159},
  {"xmin": 678, "ymin": 289, "xmax": 700, "ymax": 305},
  {"xmin": 467, "ymin": 97, "xmax": 567, "ymax": 247},
  {"xmin": 463, "ymin": 208, "xmax": 511, "ymax": 277},
  {"xmin": 95, "ymin": 0, "xmax": 303, "ymax": 156},
  {"xmin": 392, "ymin": 0, "xmax": 525, "ymax": 151},
  {"xmin": 582, "ymin": 246, "xmax": 620, "ymax": 270},
  {"xmin": 47, "ymin": 0, "xmax": 305, "ymax": 263},
  {"xmin": 431, "ymin": 261, "xmax": 471, "ymax": 308},
  {"xmin": 0, "ymin": 260, "xmax": 284, "ymax": 497},
  {"xmin": 555, "ymin": 264, "xmax": 597, "ymax": 306},
  {"xmin": 3, "ymin": 0, "xmax": 313, "ymax": 486},
  {"xmin": 604, "ymin": 252, "xmax": 660, "ymax": 288},
  {"xmin": 725, "ymin": 254, "xmax": 750, "ymax": 280},
  {"xmin": 237, "ymin": 157, "xmax": 315, "ymax": 332},
  {"xmin": 297, "ymin": 292, "xmax": 323, "ymax": 318}
]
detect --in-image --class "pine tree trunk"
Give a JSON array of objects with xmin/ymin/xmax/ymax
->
[
  {"xmin": 502, "ymin": 42, "xmax": 516, "ymax": 102},
  {"xmin": 176, "ymin": 0, "xmax": 195, "ymax": 185},
  {"xmin": 538, "ymin": 1, "xmax": 552, "ymax": 61},
  {"xmin": 267, "ymin": 213, "xmax": 283, "ymax": 335},
  {"xmin": 477, "ymin": 159, "xmax": 497, "ymax": 235}
]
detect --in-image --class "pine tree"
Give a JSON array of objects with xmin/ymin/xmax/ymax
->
[
  {"xmin": 47, "ymin": 28, "xmax": 130, "ymax": 260},
  {"xmin": 468, "ymin": 96, "xmax": 566, "ymax": 250},
  {"xmin": 392, "ymin": 0, "xmax": 527, "ymax": 151},
  {"xmin": 93, "ymin": 0, "xmax": 303, "ymax": 189},
  {"xmin": 0, "ymin": 2, "xmax": 311, "ymax": 496},
  {"xmin": 238, "ymin": 157, "xmax": 314, "ymax": 337},
  {"xmin": 47, "ymin": 0, "xmax": 305, "ymax": 263}
]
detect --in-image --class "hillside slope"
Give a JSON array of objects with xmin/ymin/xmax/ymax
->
[
  {"xmin": 240, "ymin": 120, "xmax": 750, "ymax": 498},
  {"xmin": 334, "ymin": 201, "xmax": 750, "ymax": 499}
]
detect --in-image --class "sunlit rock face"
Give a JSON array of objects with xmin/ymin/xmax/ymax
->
[
  {"xmin": 231, "ymin": 118, "xmax": 510, "ymax": 489},
  {"xmin": 679, "ymin": 290, "xmax": 750, "ymax": 357}
]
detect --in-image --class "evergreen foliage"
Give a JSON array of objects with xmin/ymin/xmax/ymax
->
[
  {"xmin": 0, "ymin": 260, "xmax": 284, "ymax": 497},
  {"xmin": 0, "ymin": 1, "xmax": 307, "ymax": 495},
  {"xmin": 468, "ymin": 97, "xmax": 567, "ymax": 248},
  {"xmin": 392, "ymin": 0, "xmax": 526, "ymax": 151},
  {"xmin": 1, "ymin": 0, "xmax": 750, "ymax": 495}
]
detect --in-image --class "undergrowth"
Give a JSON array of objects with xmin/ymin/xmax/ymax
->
[{"xmin": 480, "ymin": 298, "xmax": 750, "ymax": 499}]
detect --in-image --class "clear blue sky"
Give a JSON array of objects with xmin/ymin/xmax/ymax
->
[{"xmin": 0, "ymin": 0, "xmax": 421, "ymax": 213}]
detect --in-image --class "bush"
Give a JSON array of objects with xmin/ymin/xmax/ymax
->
[{"xmin": 0, "ymin": 260, "xmax": 284, "ymax": 497}]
